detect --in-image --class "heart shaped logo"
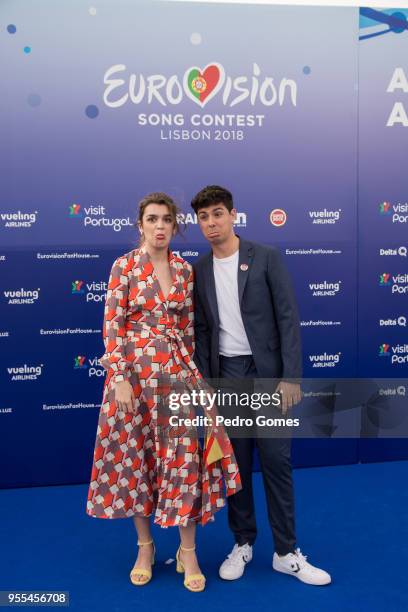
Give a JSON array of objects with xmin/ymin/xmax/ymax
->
[{"xmin": 183, "ymin": 63, "xmax": 225, "ymax": 107}]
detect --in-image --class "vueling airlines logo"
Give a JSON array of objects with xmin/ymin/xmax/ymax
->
[
  {"xmin": 3, "ymin": 288, "xmax": 40, "ymax": 305},
  {"xmin": 7, "ymin": 363, "xmax": 43, "ymax": 381},
  {"xmin": 308, "ymin": 352, "xmax": 341, "ymax": 368},
  {"xmin": 309, "ymin": 281, "xmax": 341, "ymax": 297},
  {"xmin": 1, "ymin": 211, "xmax": 38, "ymax": 228}
]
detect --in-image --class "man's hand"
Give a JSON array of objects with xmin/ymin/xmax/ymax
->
[
  {"xmin": 114, "ymin": 380, "xmax": 135, "ymax": 413},
  {"xmin": 276, "ymin": 381, "xmax": 302, "ymax": 415}
]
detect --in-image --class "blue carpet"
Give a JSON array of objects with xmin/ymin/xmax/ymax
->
[{"xmin": 1, "ymin": 461, "xmax": 407, "ymax": 612}]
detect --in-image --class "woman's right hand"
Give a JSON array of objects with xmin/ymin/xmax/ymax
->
[{"xmin": 114, "ymin": 380, "xmax": 135, "ymax": 413}]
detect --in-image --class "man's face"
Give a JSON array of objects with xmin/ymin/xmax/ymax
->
[{"xmin": 196, "ymin": 203, "xmax": 236, "ymax": 245}]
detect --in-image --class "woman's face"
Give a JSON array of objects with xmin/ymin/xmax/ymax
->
[{"xmin": 140, "ymin": 203, "xmax": 175, "ymax": 251}]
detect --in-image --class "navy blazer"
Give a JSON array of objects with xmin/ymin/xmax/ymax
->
[{"xmin": 193, "ymin": 238, "xmax": 302, "ymax": 380}]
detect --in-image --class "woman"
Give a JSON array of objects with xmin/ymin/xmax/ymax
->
[{"xmin": 86, "ymin": 192, "xmax": 241, "ymax": 592}]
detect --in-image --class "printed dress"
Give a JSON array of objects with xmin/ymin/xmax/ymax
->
[{"xmin": 86, "ymin": 245, "xmax": 241, "ymax": 527}]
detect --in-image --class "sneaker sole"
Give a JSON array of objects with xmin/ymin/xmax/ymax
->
[
  {"xmin": 273, "ymin": 563, "xmax": 331, "ymax": 586},
  {"xmin": 219, "ymin": 571, "xmax": 245, "ymax": 581}
]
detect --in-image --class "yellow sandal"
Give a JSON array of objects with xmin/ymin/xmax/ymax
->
[
  {"xmin": 176, "ymin": 545, "xmax": 206, "ymax": 592},
  {"xmin": 130, "ymin": 539, "xmax": 155, "ymax": 586}
]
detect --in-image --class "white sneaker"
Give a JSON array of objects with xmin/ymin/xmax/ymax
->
[
  {"xmin": 219, "ymin": 543, "xmax": 253, "ymax": 580},
  {"xmin": 273, "ymin": 548, "xmax": 331, "ymax": 585}
]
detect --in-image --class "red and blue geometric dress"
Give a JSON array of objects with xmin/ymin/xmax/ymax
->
[{"xmin": 86, "ymin": 245, "xmax": 241, "ymax": 527}]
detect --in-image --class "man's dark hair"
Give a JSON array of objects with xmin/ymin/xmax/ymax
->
[{"xmin": 191, "ymin": 185, "xmax": 233, "ymax": 214}]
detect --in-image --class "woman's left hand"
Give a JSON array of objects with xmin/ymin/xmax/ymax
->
[{"xmin": 114, "ymin": 380, "xmax": 135, "ymax": 413}]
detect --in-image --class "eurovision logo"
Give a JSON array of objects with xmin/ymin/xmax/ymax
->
[
  {"xmin": 104, "ymin": 62, "xmax": 298, "ymax": 109},
  {"xmin": 379, "ymin": 201, "xmax": 408, "ymax": 223},
  {"xmin": 103, "ymin": 62, "xmax": 298, "ymax": 141}
]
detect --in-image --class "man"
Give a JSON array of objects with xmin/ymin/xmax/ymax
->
[{"xmin": 191, "ymin": 185, "xmax": 331, "ymax": 585}]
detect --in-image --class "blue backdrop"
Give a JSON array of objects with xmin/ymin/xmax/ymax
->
[{"xmin": 0, "ymin": 2, "xmax": 407, "ymax": 488}]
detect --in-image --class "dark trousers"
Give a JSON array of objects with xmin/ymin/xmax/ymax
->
[{"xmin": 219, "ymin": 354, "xmax": 296, "ymax": 556}]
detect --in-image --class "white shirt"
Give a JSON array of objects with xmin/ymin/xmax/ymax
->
[{"xmin": 213, "ymin": 250, "xmax": 252, "ymax": 357}]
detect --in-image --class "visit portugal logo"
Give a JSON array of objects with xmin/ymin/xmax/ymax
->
[
  {"xmin": 74, "ymin": 356, "xmax": 87, "ymax": 369},
  {"xmin": 69, "ymin": 204, "xmax": 81, "ymax": 217}
]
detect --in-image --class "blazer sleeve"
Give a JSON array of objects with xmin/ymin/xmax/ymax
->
[
  {"xmin": 178, "ymin": 265, "xmax": 195, "ymax": 358},
  {"xmin": 192, "ymin": 266, "xmax": 212, "ymax": 379},
  {"xmin": 266, "ymin": 248, "xmax": 303, "ymax": 380},
  {"xmin": 99, "ymin": 254, "xmax": 131, "ymax": 384}
]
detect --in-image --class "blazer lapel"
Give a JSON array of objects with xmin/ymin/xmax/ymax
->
[
  {"xmin": 238, "ymin": 238, "xmax": 253, "ymax": 305},
  {"xmin": 204, "ymin": 254, "xmax": 220, "ymax": 324}
]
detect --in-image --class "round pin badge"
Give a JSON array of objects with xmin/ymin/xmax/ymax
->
[{"xmin": 240, "ymin": 264, "xmax": 249, "ymax": 271}]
